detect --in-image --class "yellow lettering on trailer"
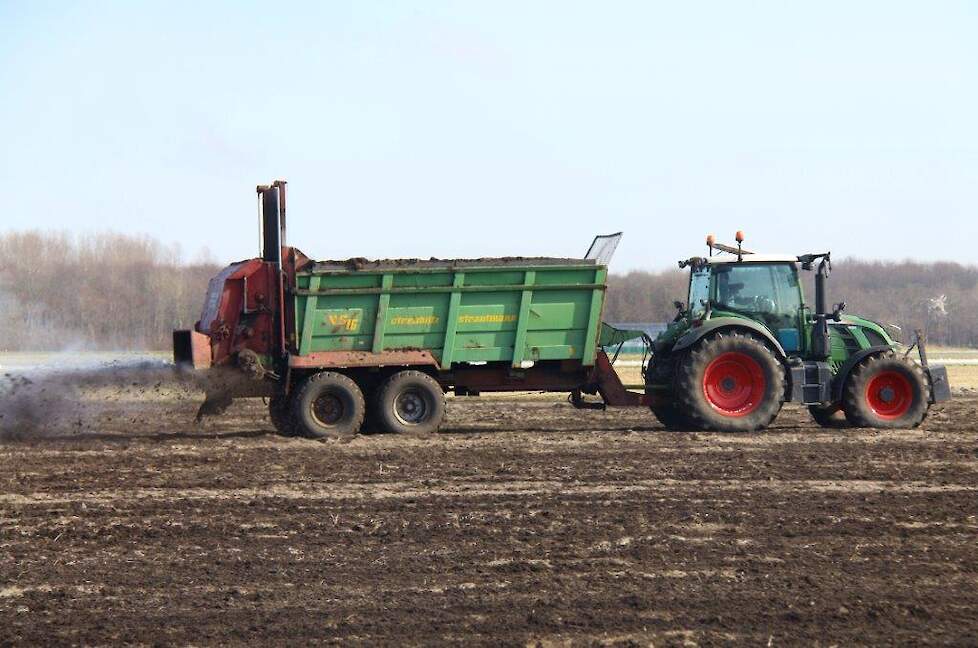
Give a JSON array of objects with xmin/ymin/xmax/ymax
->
[
  {"xmin": 458, "ymin": 314, "xmax": 518, "ymax": 324},
  {"xmin": 327, "ymin": 314, "xmax": 360, "ymax": 331},
  {"xmin": 390, "ymin": 315, "xmax": 439, "ymax": 326}
]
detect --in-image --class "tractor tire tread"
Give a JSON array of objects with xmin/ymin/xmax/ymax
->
[
  {"xmin": 842, "ymin": 351, "xmax": 929, "ymax": 429},
  {"xmin": 675, "ymin": 331, "xmax": 785, "ymax": 432}
]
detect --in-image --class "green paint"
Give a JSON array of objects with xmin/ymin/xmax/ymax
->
[
  {"xmin": 511, "ymin": 270, "xmax": 535, "ymax": 367},
  {"xmin": 580, "ymin": 268, "xmax": 607, "ymax": 366},
  {"xmin": 372, "ymin": 274, "xmax": 393, "ymax": 353},
  {"xmin": 294, "ymin": 262, "xmax": 607, "ymax": 368},
  {"xmin": 439, "ymin": 273, "xmax": 465, "ymax": 369}
]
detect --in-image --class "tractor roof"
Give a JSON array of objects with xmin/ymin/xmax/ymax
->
[{"xmin": 706, "ymin": 254, "xmax": 798, "ymax": 265}]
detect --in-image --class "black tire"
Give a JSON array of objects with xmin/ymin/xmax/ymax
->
[
  {"xmin": 359, "ymin": 387, "xmax": 384, "ymax": 434},
  {"xmin": 268, "ymin": 393, "xmax": 298, "ymax": 436},
  {"xmin": 808, "ymin": 403, "xmax": 846, "ymax": 428},
  {"xmin": 650, "ymin": 404, "xmax": 699, "ymax": 430},
  {"xmin": 646, "ymin": 355, "xmax": 700, "ymax": 431},
  {"xmin": 675, "ymin": 332, "xmax": 785, "ymax": 432},
  {"xmin": 375, "ymin": 370, "xmax": 446, "ymax": 435},
  {"xmin": 291, "ymin": 372, "xmax": 366, "ymax": 439},
  {"xmin": 842, "ymin": 352, "xmax": 929, "ymax": 429}
]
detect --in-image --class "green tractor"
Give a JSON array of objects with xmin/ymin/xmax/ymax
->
[{"xmin": 643, "ymin": 233, "xmax": 951, "ymax": 432}]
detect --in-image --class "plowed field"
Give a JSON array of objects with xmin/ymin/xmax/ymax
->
[{"xmin": 2, "ymin": 396, "xmax": 977, "ymax": 645}]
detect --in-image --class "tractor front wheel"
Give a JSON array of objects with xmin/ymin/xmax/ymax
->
[
  {"xmin": 842, "ymin": 352, "xmax": 928, "ymax": 429},
  {"xmin": 675, "ymin": 332, "xmax": 785, "ymax": 432}
]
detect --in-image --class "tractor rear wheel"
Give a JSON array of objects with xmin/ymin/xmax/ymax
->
[
  {"xmin": 291, "ymin": 372, "xmax": 366, "ymax": 439},
  {"xmin": 842, "ymin": 352, "xmax": 928, "ymax": 428},
  {"xmin": 675, "ymin": 332, "xmax": 785, "ymax": 432},
  {"xmin": 375, "ymin": 370, "xmax": 445, "ymax": 435},
  {"xmin": 650, "ymin": 404, "xmax": 699, "ymax": 430},
  {"xmin": 268, "ymin": 393, "xmax": 298, "ymax": 436},
  {"xmin": 646, "ymin": 356, "xmax": 699, "ymax": 430}
]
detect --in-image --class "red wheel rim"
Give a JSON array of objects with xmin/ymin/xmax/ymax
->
[
  {"xmin": 865, "ymin": 371, "xmax": 913, "ymax": 419},
  {"xmin": 702, "ymin": 352, "xmax": 766, "ymax": 417}
]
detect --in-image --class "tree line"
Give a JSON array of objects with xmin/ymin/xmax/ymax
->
[
  {"xmin": 1, "ymin": 231, "xmax": 975, "ymax": 351},
  {"xmin": 0, "ymin": 231, "xmax": 219, "ymax": 351},
  {"xmin": 606, "ymin": 259, "xmax": 978, "ymax": 347}
]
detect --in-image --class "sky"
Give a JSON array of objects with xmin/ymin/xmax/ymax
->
[{"xmin": 1, "ymin": 1, "xmax": 976, "ymax": 272}]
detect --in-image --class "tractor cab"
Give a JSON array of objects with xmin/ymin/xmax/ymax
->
[
  {"xmin": 670, "ymin": 233, "xmax": 884, "ymax": 363},
  {"xmin": 686, "ymin": 254, "xmax": 805, "ymax": 353}
]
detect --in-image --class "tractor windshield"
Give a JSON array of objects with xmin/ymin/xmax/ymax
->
[
  {"xmin": 688, "ymin": 267, "xmax": 711, "ymax": 318},
  {"xmin": 711, "ymin": 263, "xmax": 801, "ymax": 331}
]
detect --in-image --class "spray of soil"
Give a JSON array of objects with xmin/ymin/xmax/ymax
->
[{"xmin": 0, "ymin": 359, "xmax": 234, "ymax": 440}]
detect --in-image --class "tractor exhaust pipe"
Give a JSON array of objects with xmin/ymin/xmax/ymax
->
[
  {"xmin": 815, "ymin": 266, "xmax": 828, "ymax": 316},
  {"xmin": 812, "ymin": 256, "xmax": 831, "ymax": 359}
]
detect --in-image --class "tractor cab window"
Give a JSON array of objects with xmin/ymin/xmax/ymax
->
[
  {"xmin": 688, "ymin": 267, "xmax": 711, "ymax": 318},
  {"xmin": 712, "ymin": 263, "xmax": 802, "ymax": 332}
]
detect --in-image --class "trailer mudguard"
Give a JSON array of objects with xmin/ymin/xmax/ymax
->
[{"xmin": 671, "ymin": 317, "xmax": 787, "ymax": 359}]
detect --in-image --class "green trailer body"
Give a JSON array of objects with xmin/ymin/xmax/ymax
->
[{"xmin": 293, "ymin": 259, "xmax": 609, "ymax": 370}]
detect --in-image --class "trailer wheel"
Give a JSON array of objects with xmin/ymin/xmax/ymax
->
[
  {"xmin": 358, "ymin": 387, "xmax": 383, "ymax": 434},
  {"xmin": 675, "ymin": 332, "xmax": 785, "ymax": 432},
  {"xmin": 842, "ymin": 352, "xmax": 928, "ymax": 429},
  {"xmin": 375, "ymin": 370, "xmax": 445, "ymax": 435},
  {"xmin": 292, "ymin": 372, "xmax": 366, "ymax": 439},
  {"xmin": 268, "ymin": 394, "xmax": 298, "ymax": 437}
]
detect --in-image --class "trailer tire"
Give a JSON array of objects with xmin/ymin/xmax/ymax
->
[
  {"xmin": 358, "ymin": 387, "xmax": 383, "ymax": 434},
  {"xmin": 268, "ymin": 394, "xmax": 298, "ymax": 437},
  {"xmin": 676, "ymin": 332, "xmax": 785, "ymax": 432},
  {"xmin": 375, "ymin": 370, "xmax": 445, "ymax": 435},
  {"xmin": 842, "ymin": 352, "xmax": 928, "ymax": 429},
  {"xmin": 292, "ymin": 372, "xmax": 366, "ymax": 439}
]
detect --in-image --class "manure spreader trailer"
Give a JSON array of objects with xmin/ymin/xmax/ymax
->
[{"xmin": 174, "ymin": 181, "xmax": 949, "ymax": 437}]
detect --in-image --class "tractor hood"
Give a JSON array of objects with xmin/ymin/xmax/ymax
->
[{"xmin": 834, "ymin": 314, "xmax": 899, "ymax": 347}]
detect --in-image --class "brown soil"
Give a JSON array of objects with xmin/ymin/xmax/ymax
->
[{"xmin": 2, "ymin": 396, "xmax": 977, "ymax": 646}]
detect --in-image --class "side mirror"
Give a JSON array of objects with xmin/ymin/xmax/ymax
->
[
  {"xmin": 832, "ymin": 301, "xmax": 847, "ymax": 321},
  {"xmin": 673, "ymin": 300, "xmax": 685, "ymax": 311}
]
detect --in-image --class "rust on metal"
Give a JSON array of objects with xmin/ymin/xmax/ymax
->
[
  {"xmin": 173, "ymin": 330, "xmax": 213, "ymax": 369},
  {"xmin": 588, "ymin": 350, "xmax": 660, "ymax": 407}
]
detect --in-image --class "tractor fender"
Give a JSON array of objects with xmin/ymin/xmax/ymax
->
[
  {"xmin": 672, "ymin": 318, "xmax": 787, "ymax": 360},
  {"xmin": 830, "ymin": 345, "xmax": 896, "ymax": 403}
]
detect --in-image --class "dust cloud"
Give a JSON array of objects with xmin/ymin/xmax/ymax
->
[{"xmin": 0, "ymin": 359, "xmax": 205, "ymax": 440}]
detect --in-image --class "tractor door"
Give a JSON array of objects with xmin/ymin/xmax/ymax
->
[{"xmin": 712, "ymin": 263, "xmax": 804, "ymax": 354}]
